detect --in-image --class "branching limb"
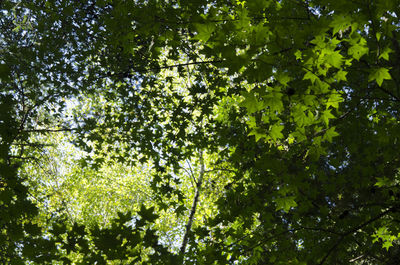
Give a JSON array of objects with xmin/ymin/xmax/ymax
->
[
  {"xmin": 180, "ymin": 150, "xmax": 205, "ymax": 254},
  {"xmin": 318, "ymin": 206, "xmax": 398, "ymax": 265},
  {"xmin": 186, "ymin": 159, "xmax": 197, "ymax": 186}
]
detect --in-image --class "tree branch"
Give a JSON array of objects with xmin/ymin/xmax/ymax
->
[
  {"xmin": 318, "ymin": 206, "xmax": 397, "ymax": 265},
  {"xmin": 22, "ymin": 128, "xmax": 78, "ymax": 133},
  {"xmin": 109, "ymin": 60, "xmax": 224, "ymax": 78},
  {"xmin": 180, "ymin": 150, "xmax": 205, "ymax": 254},
  {"xmin": 204, "ymin": 168, "xmax": 236, "ymax": 174}
]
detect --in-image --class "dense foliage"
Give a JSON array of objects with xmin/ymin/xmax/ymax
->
[{"xmin": 2, "ymin": 0, "xmax": 400, "ymax": 264}]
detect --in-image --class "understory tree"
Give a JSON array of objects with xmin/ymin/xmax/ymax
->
[{"xmin": 1, "ymin": 0, "xmax": 400, "ymax": 264}]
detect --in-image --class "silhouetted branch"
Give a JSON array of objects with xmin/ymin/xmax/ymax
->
[
  {"xmin": 318, "ymin": 206, "xmax": 397, "ymax": 265},
  {"xmin": 180, "ymin": 150, "xmax": 205, "ymax": 254}
]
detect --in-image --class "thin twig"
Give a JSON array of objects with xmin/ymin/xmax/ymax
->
[
  {"xmin": 186, "ymin": 159, "xmax": 197, "ymax": 186},
  {"xmin": 318, "ymin": 206, "xmax": 397, "ymax": 265},
  {"xmin": 204, "ymin": 168, "xmax": 237, "ymax": 174}
]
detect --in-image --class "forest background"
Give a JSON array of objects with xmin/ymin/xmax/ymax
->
[{"xmin": 1, "ymin": 0, "xmax": 400, "ymax": 264}]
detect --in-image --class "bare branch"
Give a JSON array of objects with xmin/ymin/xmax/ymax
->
[
  {"xmin": 180, "ymin": 150, "xmax": 205, "ymax": 254},
  {"xmin": 204, "ymin": 168, "xmax": 236, "ymax": 174},
  {"xmin": 22, "ymin": 128, "xmax": 77, "ymax": 133},
  {"xmin": 186, "ymin": 159, "xmax": 197, "ymax": 186}
]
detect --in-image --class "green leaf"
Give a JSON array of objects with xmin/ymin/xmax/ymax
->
[
  {"xmin": 325, "ymin": 50, "xmax": 343, "ymax": 68},
  {"xmin": 321, "ymin": 109, "xmax": 335, "ymax": 126},
  {"xmin": 235, "ymin": 8, "xmax": 250, "ymax": 29},
  {"xmin": 303, "ymin": 71, "xmax": 318, "ymax": 84},
  {"xmin": 293, "ymin": 105, "xmax": 309, "ymax": 127},
  {"xmin": 175, "ymin": 205, "xmax": 186, "ymax": 217},
  {"xmin": 240, "ymin": 91, "xmax": 264, "ymax": 114},
  {"xmin": 294, "ymin": 50, "xmax": 302, "ymax": 60},
  {"xmin": 291, "ymin": 127, "xmax": 307, "ymax": 142},
  {"xmin": 263, "ymin": 93, "xmax": 283, "ymax": 112},
  {"xmin": 378, "ymin": 47, "xmax": 393, "ymax": 61},
  {"xmin": 368, "ymin": 67, "xmax": 391, "ymax": 86},
  {"xmin": 303, "ymin": 95, "xmax": 316, "ymax": 106},
  {"xmin": 334, "ymin": 70, "xmax": 347, "ymax": 82},
  {"xmin": 315, "ymin": 79, "xmax": 330, "ymax": 93},
  {"xmin": 269, "ymin": 124, "xmax": 284, "ymax": 140},
  {"xmin": 193, "ymin": 23, "xmax": 216, "ymax": 42},
  {"xmin": 277, "ymin": 72, "xmax": 291, "ymax": 87},
  {"xmin": 249, "ymin": 128, "xmax": 267, "ymax": 142},
  {"xmin": 275, "ymin": 196, "xmax": 297, "ymax": 212},
  {"xmin": 375, "ymin": 177, "xmax": 392, "ymax": 187},
  {"xmin": 323, "ymin": 127, "xmax": 339, "ymax": 142},
  {"xmin": 252, "ymin": 23, "xmax": 270, "ymax": 45},
  {"xmin": 310, "ymin": 35, "xmax": 326, "ymax": 48},
  {"xmin": 348, "ymin": 37, "xmax": 369, "ymax": 60},
  {"xmin": 330, "ymin": 15, "xmax": 352, "ymax": 35},
  {"xmin": 326, "ymin": 92, "xmax": 343, "ymax": 109},
  {"xmin": 382, "ymin": 241, "xmax": 393, "ymax": 251},
  {"xmin": 143, "ymin": 229, "xmax": 158, "ymax": 247},
  {"xmin": 138, "ymin": 205, "xmax": 159, "ymax": 223}
]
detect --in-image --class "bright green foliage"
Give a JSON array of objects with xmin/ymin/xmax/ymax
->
[
  {"xmin": 2, "ymin": 0, "xmax": 400, "ymax": 264},
  {"xmin": 372, "ymin": 226, "xmax": 399, "ymax": 251},
  {"xmin": 193, "ymin": 23, "xmax": 216, "ymax": 43},
  {"xmin": 274, "ymin": 196, "xmax": 298, "ymax": 213},
  {"xmin": 379, "ymin": 47, "xmax": 393, "ymax": 61},
  {"xmin": 369, "ymin": 67, "xmax": 392, "ymax": 87},
  {"xmin": 348, "ymin": 36, "xmax": 369, "ymax": 61},
  {"xmin": 20, "ymin": 132, "xmax": 154, "ymax": 227}
]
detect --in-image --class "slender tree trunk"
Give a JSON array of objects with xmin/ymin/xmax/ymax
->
[{"xmin": 180, "ymin": 151, "xmax": 205, "ymax": 254}]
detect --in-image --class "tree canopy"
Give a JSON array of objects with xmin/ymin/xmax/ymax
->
[{"xmin": 2, "ymin": 0, "xmax": 400, "ymax": 264}]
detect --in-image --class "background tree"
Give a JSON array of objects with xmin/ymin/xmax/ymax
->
[{"xmin": 2, "ymin": 0, "xmax": 400, "ymax": 264}]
